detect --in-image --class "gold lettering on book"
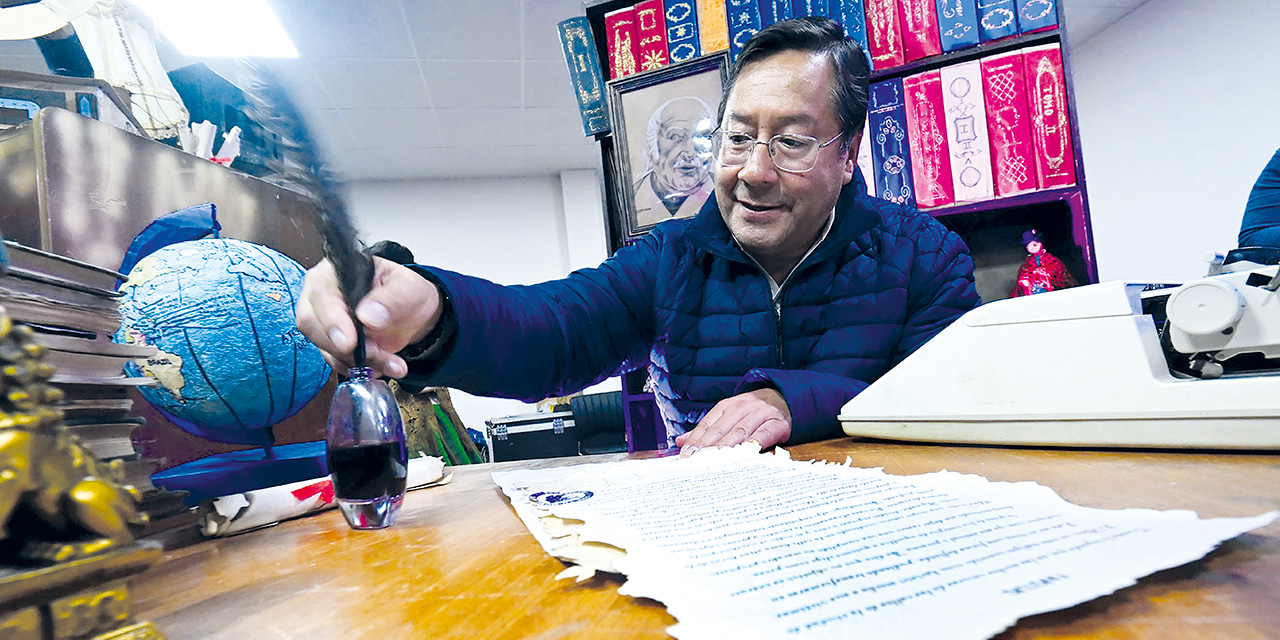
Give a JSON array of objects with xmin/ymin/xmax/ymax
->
[
  {"xmin": 867, "ymin": 0, "xmax": 899, "ymax": 60},
  {"xmin": 576, "ymin": 53, "xmax": 602, "ymax": 102},
  {"xmin": 904, "ymin": 0, "xmax": 928, "ymax": 45},
  {"xmin": 637, "ymin": 7, "xmax": 659, "ymax": 31},
  {"xmin": 562, "ymin": 24, "xmax": 602, "ymax": 105},
  {"xmin": 640, "ymin": 49, "xmax": 668, "ymax": 71},
  {"xmin": 698, "ymin": 0, "xmax": 728, "ymax": 52},
  {"xmin": 565, "ymin": 26, "xmax": 589, "ymax": 73},
  {"xmin": 612, "ymin": 27, "xmax": 636, "ymax": 76}
]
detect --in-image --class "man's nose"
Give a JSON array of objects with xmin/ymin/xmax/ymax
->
[{"xmin": 737, "ymin": 140, "xmax": 779, "ymax": 184}]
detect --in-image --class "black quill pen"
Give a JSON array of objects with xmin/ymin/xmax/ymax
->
[{"xmin": 237, "ymin": 59, "xmax": 375, "ymax": 366}]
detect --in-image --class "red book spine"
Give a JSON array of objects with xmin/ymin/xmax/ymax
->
[
  {"xmin": 605, "ymin": 7, "xmax": 639, "ymax": 80},
  {"xmin": 903, "ymin": 70, "xmax": 955, "ymax": 208},
  {"xmin": 634, "ymin": 0, "xmax": 671, "ymax": 73},
  {"xmin": 980, "ymin": 50, "xmax": 1038, "ymax": 196},
  {"xmin": 865, "ymin": 0, "xmax": 905, "ymax": 69},
  {"xmin": 1023, "ymin": 44, "xmax": 1077, "ymax": 189},
  {"xmin": 897, "ymin": 0, "xmax": 942, "ymax": 62}
]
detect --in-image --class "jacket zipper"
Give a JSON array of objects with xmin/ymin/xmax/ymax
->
[{"xmin": 774, "ymin": 289, "xmax": 786, "ymax": 369}]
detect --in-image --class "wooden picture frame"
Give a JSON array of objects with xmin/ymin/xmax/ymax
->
[{"xmin": 606, "ymin": 53, "xmax": 729, "ymax": 241}]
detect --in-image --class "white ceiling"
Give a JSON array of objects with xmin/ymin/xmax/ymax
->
[{"xmin": 0, "ymin": 0, "xmax": 1149, "ymax": 183}]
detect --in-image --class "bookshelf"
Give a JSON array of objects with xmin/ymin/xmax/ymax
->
[
  {"xmin": 579, "ymin": 0, "xmax": 1096, "ymax": 450},
  {"xmin": 868, "ymin": 19, "xmax": 1097, "ymax": 303}
]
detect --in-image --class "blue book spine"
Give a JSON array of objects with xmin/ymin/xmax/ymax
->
[
  {"xmin": 758, "ymin": 0, "xmax": 793, "ymax": 27},
  {"xmin": 975, "ymin": 0, "xmax": 1019, "ymax": 41},
  {"xmin": 556, "ymin": 17, "xmax": 610, "ymax": 137},
  {"xmin": 727, "ymin": 0, "xmax": 764, "ymax": 62},
  {"xmin": 832, "ymin": 0, "xmax": 871, "ymax": 66},
  {"xmin": 867, "ymin": 78, "xmax": 915, "ymax": 206},
  {"xmin": 935, "ymin": 0, "xmax": 979, "ymax": 51},
  {"xmin": 664, "ymin": 0, "xmax": 702, "ymax": 63},
  {"xmin": 1015, "ymin": 0, "xmax": 1058, "ymax": 33},
  {"xmin": 796, "ymin": 0, "xmax": 828, "ymax": 17}
]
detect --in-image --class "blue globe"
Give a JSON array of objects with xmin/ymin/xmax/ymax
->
[{"xmin": 115, "ymin": 238, "xmax": 331, "ymax": 446}]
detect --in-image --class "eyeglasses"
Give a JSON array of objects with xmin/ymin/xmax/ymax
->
[{"xmin": 710, "ymin": 129, "xmax": 844, "ymax": 174}]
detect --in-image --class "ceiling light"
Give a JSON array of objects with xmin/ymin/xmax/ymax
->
[{"xmin": 129, "ymin": 0, "xmax": 298, "ymax": 58}]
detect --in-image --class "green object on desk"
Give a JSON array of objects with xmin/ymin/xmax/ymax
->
[{"xmin": 391, "ymin": 381, "xmax": 484, "ymax": 466}]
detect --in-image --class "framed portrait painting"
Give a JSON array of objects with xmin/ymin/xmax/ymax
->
[{"xmin": 606, "ymin": 53, "xmax": 729, "ymax": 241}]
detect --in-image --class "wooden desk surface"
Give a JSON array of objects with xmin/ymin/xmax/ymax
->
[{"xmin": 131, "ymin": 441, "xmax": 1280, "ymax": 640}]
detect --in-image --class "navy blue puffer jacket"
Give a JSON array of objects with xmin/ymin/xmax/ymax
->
[
  {"xmin": 1238, "ymin": 148, "xmax": 1280, "ymax": 249},
  {"xmin": 406, "ymin": 180, "xmax": 979, "ymax": 445}
]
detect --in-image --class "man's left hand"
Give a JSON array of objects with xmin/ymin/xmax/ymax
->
[{"xmin": 674, "ymin": 388, "xmax": 792, "ymax": 456}]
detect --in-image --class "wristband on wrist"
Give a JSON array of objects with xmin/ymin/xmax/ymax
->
[{"xmin": 397, "ymin": 267, "xmax": 457, "ymax": 366}]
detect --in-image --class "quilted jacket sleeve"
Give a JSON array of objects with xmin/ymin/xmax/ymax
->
[
  {"xmin": 400, "ymin": 233, "xmax": 663, "ymax": 401},
  {"xmin": 1239, "ymin": 148, "xmax": 1280, "ymax": 248},
  {"xmin": 891, "ymin": 216, "xmax": 981, "ymax": 364}
]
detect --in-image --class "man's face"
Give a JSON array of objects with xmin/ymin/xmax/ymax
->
[
  {"xmin": 714, "ymin": 50, "xmax": 855, "ymax": 272},
  {"xmin": 653, "ymin": 100, "xmax": 712, "ymax": 196}
]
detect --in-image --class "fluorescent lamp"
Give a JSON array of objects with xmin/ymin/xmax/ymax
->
[{"xmin": 130, "ymin": 0, "xmax": 298, "ymax": 58}]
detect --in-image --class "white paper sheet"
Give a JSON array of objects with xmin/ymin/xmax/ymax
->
[{"xmin": 492, "ymin": 444, "xmax": 1275, "ymax": 640}]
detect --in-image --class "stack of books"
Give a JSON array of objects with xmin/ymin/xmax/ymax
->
[
  {"xmin": 598, "ymin": 0, "xmax": 862, "ymax": 73},
  {"xmin": 0, "ymin": 240, "xmax": 195, "ymax": 541},
  {"xmin": 863, "ymin": 42, "xmax": 1074, "ymax": 210},
  {"xmin": 588, "ymin": 0, "xmax": 1057, "ymax": 79}
]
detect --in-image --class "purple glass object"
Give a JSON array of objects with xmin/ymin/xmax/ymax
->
[{"xmin": 326, "ymin": 366, "xmax": 408, "ymax": 530}]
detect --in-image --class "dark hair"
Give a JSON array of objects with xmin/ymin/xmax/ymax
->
[
  {"xmin": 717, "ymin": 16, "xmax": 870, "ymax": 146},
  {"xmin": 367, "ymin": 240, "xmax": 415, "ymax": 264}
]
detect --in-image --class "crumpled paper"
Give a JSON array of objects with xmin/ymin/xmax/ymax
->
[{"xmin": 198, "ymin": 455, "xmax": 449, "ymax": 536}]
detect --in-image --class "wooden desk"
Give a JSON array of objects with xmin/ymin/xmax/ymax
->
[{"xmin": 131, "ymin": 441, "xmax": 1280, "ymax": 639}]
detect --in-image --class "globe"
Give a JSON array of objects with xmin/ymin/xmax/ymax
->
[{"xmin": 115, "ymin": 238, "xmax": 331, "ymax": 446}]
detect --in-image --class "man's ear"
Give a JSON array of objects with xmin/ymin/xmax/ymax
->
[{"xmin": 840, "ymin": 132, "xmax": 861, "ymax": 185}]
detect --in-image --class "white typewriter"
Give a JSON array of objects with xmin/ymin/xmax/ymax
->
[{"xmin": 839, "ymin": 248, "xmax": 1280, "ymax": 449}]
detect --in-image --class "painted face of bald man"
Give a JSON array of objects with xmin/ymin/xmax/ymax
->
[{"xmin": 650, "ymin": 98, "xmax": 714, "ymax": 200}]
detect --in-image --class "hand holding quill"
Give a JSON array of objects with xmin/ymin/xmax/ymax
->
[{"xmin": 238, "ymin": 59, "xmax": 375, "ymax": 367}]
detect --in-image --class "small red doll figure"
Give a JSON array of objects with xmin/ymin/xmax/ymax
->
[{"xmin": 1010, "ymin": 229, "xmax": 1077, "ymax": 297}]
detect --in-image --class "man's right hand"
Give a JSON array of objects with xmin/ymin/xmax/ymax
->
[{"xmin": 295, "ymin": 257, "xmax": 443, "ymax": 379}]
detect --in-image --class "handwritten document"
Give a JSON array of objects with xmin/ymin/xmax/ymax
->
[{"xmin": 492, "ymin": 445, "xmax": 1276, "ymax": 639}]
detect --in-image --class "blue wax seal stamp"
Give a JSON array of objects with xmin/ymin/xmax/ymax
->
[{"xmin": 530, "ymin": 490, "xmax": 594, "ymax": 506}]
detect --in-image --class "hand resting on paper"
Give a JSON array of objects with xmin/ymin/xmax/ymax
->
[
  {"xmin": 675, "ymin": 387, "xmax": 792, "ymax": 456},
  {"xmin": 296, "ymin": 257, "xmax": 442, "ymax": 378}
]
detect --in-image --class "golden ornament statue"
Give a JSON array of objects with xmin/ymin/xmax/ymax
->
[{"xmin": 0, "ymin": 311, "xmax": 146, "ymax": 565}]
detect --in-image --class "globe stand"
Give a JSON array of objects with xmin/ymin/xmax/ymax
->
[
  {"xmin": 116, "ymin": 221, "xmax": 335, "ymax": 508},
  {"xmin": 150, "ymin": 440, "xmax": 329, "ymax": 505}
]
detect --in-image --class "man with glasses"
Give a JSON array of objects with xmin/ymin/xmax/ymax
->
[{"xmin": 296, "ymin": 17, "xmax": 979, "ymax": 455}]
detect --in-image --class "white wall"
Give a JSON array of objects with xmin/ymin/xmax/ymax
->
[
  {"xmin": 1071, "ymin": 0, "xmax": 1280, "ymax": 281},
  {"xmin": 561, "ymin": 169, "xmax": 612, "ymax": 270},
  {"xmin": 346, "ymin": 169, "xmax": 616, "ymax": 435}
]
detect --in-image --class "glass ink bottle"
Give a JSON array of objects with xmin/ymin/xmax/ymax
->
[{"xmin": 326, "ymin": 366, "xmax": 408, "ymax": 530}]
